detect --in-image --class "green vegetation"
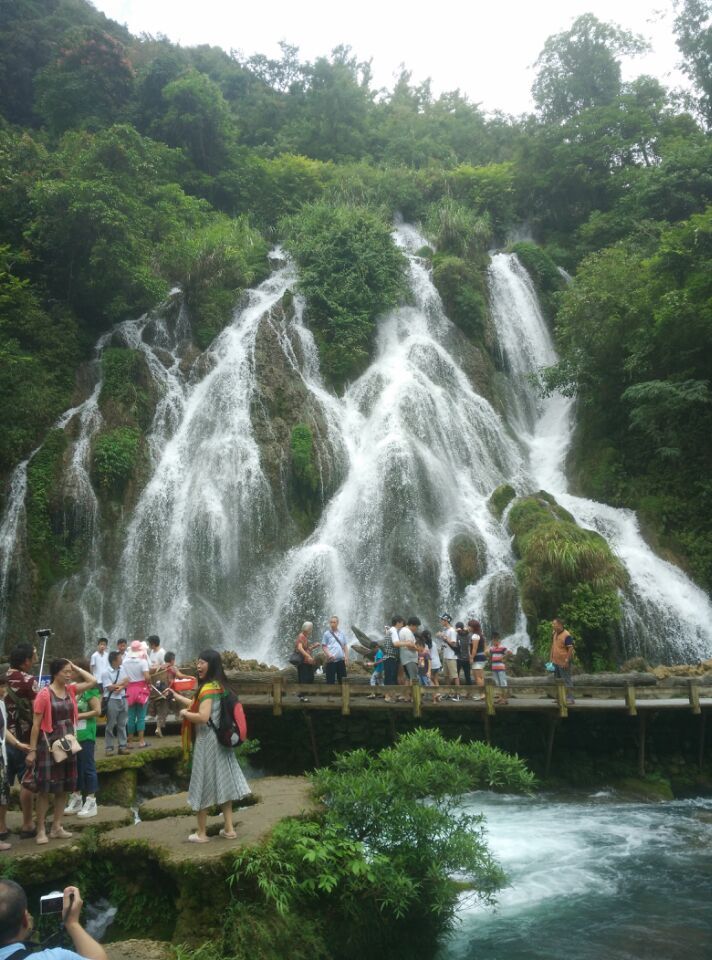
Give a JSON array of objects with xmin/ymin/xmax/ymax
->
[
  {"xmin": 509, "ymin": 241, "xmax": 565, "ymax": 319},
  {"xmin": 489, "ymin": 483, "xmax": 517, "ymax": 520},
  {"xmin": 92, "ymin": 426, "xmax": 141, "ymax": 496},
  {"xmin": 282, "ymin": 203, "xmax": 406, "ymax": 386},
  {"xmin": 187, "ymin": 729, "xmax": 534, "ymax": 960},
  {"xmin": 508, "ymin": 492, "xmax": 627, "ymax": 668},
  {"xmin": 25, "ymin": 429, "xmax": 81, "ymax": 590}
]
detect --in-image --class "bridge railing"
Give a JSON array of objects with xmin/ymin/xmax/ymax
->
[{"xmin": 228, "ymin": 674, "xmax": 709, "ymax": 720}]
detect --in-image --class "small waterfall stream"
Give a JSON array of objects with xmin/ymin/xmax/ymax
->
[{"xmin": 489, "ymin": 253, "xmax": 712, "ymax": 661}]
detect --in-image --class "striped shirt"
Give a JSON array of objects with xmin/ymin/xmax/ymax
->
[{"xmin": 490, "ymin": 643, "xmax": 509, "ymax": 671}]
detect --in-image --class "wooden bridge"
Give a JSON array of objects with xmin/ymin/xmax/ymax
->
[{"xmin": 230, "ymin": 672, "xmax": 712, "ymax": 776}]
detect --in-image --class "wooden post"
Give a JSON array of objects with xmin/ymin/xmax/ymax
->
[
  {"xmin": 304, "ymin": 712, "xmax": 320, "ymax": 769},
  {"xmin": 341, "ymin": 678, "xmax": 351, "ymax": 716},
  {"xmin": 272, "ymin": 677, "xmax": 283, "ymax": 717},
  {"xmin": 689, "ymin": 679, "xmax": 701, "ymax": 715},
  {"xmin": 412, "ymin": 679, "xmax": 422, "ymax": 719},
  {"xmin": 556, "ymin": 680, "xmax": 568, "ymax": 718},
  {"xmin": 483, "ymin": 709, "xmax": 492, "ymax": 745},
  {"xmin": 638, "ymin": 713, "xmax": 647, "ymax": 777},
  {"xmin": 625, "ymin": 683, "xmax": 637, "ymax": 717},
  {"xmin": 484, "ymin": 679, "xmax": 496, "ymax": 717},
  {"xmin": 545, "ymin": 715, "xmax": 558, "ymax": 778}
]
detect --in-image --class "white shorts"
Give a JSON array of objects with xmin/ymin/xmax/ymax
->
[{"xmin": 473, "ymin": 662, "xmax": 485, "ymax": 670}]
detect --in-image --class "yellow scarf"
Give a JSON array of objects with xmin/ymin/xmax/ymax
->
[{"xmin": 181, "ymin": 681, "xmax": 224, "ymax": 759}]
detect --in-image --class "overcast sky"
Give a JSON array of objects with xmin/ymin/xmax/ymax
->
[{"xmin": 92, "ymin": 0, "xmax": 687, "ymax": 115}]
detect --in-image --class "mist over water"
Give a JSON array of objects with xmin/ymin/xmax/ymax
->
[
  {"xmin": 440, "ymin": 792, "xmax": 712, "ymax": 960},
  {"xmin": 1, "ymin": 228, "xmax": 711, "ymax": 661}
]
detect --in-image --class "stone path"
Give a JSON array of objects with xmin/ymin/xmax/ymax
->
[{"xmin": 1, "ymin": 776, "xmax": 315, "ymax": 866}]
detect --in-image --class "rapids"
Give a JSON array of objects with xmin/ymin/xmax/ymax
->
[{"xmin": 440, "ymin": 791, "xmax": 712, "ymax": 960}]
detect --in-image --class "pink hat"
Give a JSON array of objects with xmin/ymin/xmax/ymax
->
[{"xmin": 130, "ymin": 640, "xmax": 142, "ymax": 652}]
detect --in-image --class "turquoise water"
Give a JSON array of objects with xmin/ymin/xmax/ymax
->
[{"xmin": 440, "ymin": 792, "xmax": 712, "ymax": 960}]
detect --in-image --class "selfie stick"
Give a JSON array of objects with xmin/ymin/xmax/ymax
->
[{"xmin": 37, "ymin": 632, "xmax": 51, "ymax": 685}]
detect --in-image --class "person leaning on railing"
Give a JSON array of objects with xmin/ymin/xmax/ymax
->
[{"xmin": 0, "ymin": 880, "xmax": 107, "ymax": 960}]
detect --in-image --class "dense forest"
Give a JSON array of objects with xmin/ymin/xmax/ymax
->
[{"xmin": 1, "ymin": 0, "xmax": 711, "ymax": 655}]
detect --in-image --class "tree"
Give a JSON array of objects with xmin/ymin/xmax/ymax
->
[
  {"xmin": 156, "ymin": 70, "xmax": 236, "ymax": 173},
  {"xmin": 35, "ymin": 27, "xmax": 135, "ymax": 135},
  {"xmin": 674, "ymin": 0, "xmax": 712, "ymax": 125},
  {"xmin": 532, "ymin": 14, "xmax": 648, "ymax": 122}
]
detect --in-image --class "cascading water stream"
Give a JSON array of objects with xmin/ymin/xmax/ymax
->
[
  {"xmin": 258, "ymin": 225, "xmax": 529, "ymax": 656},
  {"xmin": 488, "ymin": 253, "xmax": 712, "ymax": 661}
]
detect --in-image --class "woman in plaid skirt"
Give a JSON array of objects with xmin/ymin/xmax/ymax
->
[{"xmin": 24, "ymin": 658, "xmax": 97, "ymax": 845}]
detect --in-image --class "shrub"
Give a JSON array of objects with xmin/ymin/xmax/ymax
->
[
  {"xmin": 281, "ymin": 202, "xmax": 407, "ymax": 388},
  {"xmin": 92, "ymin": 426, "xmax": 141, "ymax": 495},
  {"xmin": 508, "ymin": 492, "xmax": 627, "ymax": 668}
]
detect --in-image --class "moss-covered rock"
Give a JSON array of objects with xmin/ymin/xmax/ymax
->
[
  {"xmin": 508, "ymin": 491, "xmax": 627, "ymax": 668},
  {"xmin": 614, "ymin": 776, "xmax": 674, "ymax": 802},
  {"xmin": 448, "ymin": 533, "xmax": 485, "ymax": 592},
  {"xmin": 489, "ymin": 483, "xmax": 516, "ymax": 519},
  {"xmin": 509, "ymin": 241, "xmax": 565, "ymax": 320},
  {"xmin": 99, "ymin": 767, "xmax": 138, "ymax": 807}
]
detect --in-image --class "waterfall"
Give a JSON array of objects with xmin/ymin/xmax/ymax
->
[
  {"xmin": 258, "ymin": 225, "xmax": 528, "ymax": 656},
  {"xmin": 489, "ymin": 253, "xmax": 712, "ymax": 662},
  {"xmin": 1, "ymin": 230, "xmax": 710, "ymax": 663}
]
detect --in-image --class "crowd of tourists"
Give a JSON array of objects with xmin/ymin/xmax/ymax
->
[
  {"xmin": 0, "ymin": 637, "xmax": 250, "ymax": 850},
  {"xmin": 292, "ymin": 614, "xmax": 576, "ymax": 705}
]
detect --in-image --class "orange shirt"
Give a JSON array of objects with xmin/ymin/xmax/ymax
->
[{"xmin": 550, "ymin": 629, "xmax": 574, "ymax": 668}]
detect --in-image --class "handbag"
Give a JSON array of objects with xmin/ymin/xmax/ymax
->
[
  {"xmin": 47, "ymin": 732, "xmax": 82, "ymax": 763},
  {"xmin": 288, "ymin": 651, "xmax": 303, "ymax": 666}
]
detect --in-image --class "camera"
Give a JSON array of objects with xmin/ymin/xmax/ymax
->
[
  {"xmin": 39, "ymin": 891, "xmax": 64, "ymax": 915},
  {"xmin": 36, "ymin": 628, "xmax": 52, "ymax": 639}
]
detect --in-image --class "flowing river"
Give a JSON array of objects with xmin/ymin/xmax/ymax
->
[{"xmin": 441, "ymin": 792, "xmax": 712, "ymax": 960}]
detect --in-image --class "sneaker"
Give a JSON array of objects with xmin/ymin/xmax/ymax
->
[
  {"xmin": 450, "ymin": 695, "xmax": 461, "ymax": 702},
  {"xmin": 64, "ymin": 793, "xmax": 83, "ymax": 816},
  {"xmin": 118, "ymin": 747, "xmax": 131, "ymax": 755},
  {"xmin": 105, "ymin": 748, "xmax": 115, "ymax": 756},
  {"xmin": 77, "ymin": 797, "xmax": 98, "ymax": 819}
]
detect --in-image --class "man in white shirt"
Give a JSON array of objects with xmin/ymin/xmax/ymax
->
[
  {"xmin": 321, "ymin": 616, "xmax": 349, "ymax": 685},
  {"xmin": 437, "ymin": 613, "xmax": 460, "ymax": 697},
  {"xmin": 0, "ymin": 881, "xmax": 107, "ymax": 960},
  {"xmin": 394, "ymin": 616, "xmax": 420, "ymax": 702},
  {"xmin": 147, "ymin": 635, "xmax": 166, "ymax": 673},
  {"xmin": 89, "ymin": 638, "xmax": 109, "ymax": 684}
]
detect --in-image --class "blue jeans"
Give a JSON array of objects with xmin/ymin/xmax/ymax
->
[{"xmin": 77, "ymin": 739, "xmax": 98, "ymax": 795}]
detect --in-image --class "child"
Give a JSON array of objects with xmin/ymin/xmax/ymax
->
[
  {"xmin": 487, "ymin": 632, "xmax": 510, "ymax": 704},
  {"xmin": 365, "ymin": 648, "xmax": 384, "ymax": 697},
  {"xmin": 0, "ymin": 670, "xmax": 31, "ymax": 849},
  {"xmin": 415, "ymin": 637, "xmax": 433, "ymax": 686},
  {"xmin": 152, "ymin": 652, "xmax": 193, "ymax": 735}
]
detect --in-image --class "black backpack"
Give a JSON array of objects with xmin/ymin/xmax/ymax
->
[{"xmin": 209, "ymin": 690, "xmax": 247, "ymax": 748}]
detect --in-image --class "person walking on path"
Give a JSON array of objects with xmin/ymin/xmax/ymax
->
[
  {"xmin": 4, "ymin": 643, "xmax": 38, "ymax": 839},
  {"xmin": 322, "ymin": 616, "xmax": 349, "ymax": 685},
  {"xmin": 437, "ymin": 614, "xmax": 459, "ymax": 699},
  {"xmin": 101, "ymin": 651, "xmax": 129, "ymax": 755},
  {"xmin": 382, "ymin": 617, "xmax": 403, "ymax": 699},
  {"xmin": 394, "ymin": 617, "xmax": 420, "ymax": 702},
  {"xmin": 550, "ymin": 618, "xmax": 575, "ymax": 704},
  {"xmin": 173, "ymin": 649, "xmax": 251, "ymax": 843},
  {"xmin": 119, "ymin": 641, "xmax": 151, "ymax": 748},
  {"xmin": 468, "ymin": 619, "xmax": 486, "ymax": 699},
  {"xmin": 24, "ymin": 658, "xmax": 96, "ymax": 845},
  {"xmin": 455, "ymin": 621, "xmax": 474, "ymax": 690},
  {"xmin": 487, "ymin": 632, "xmax": 511, "ymax": 704},
  {"xmin": 0, "ymin": 671, "xmax": 31, "ymax": 851},
  {"xmin": 89, "ymin": 638, "xmax": 109, "ymax": 685},
  {"xmin": 64, "ymin": 658, "xmax": 100, "ymax": 820}
]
